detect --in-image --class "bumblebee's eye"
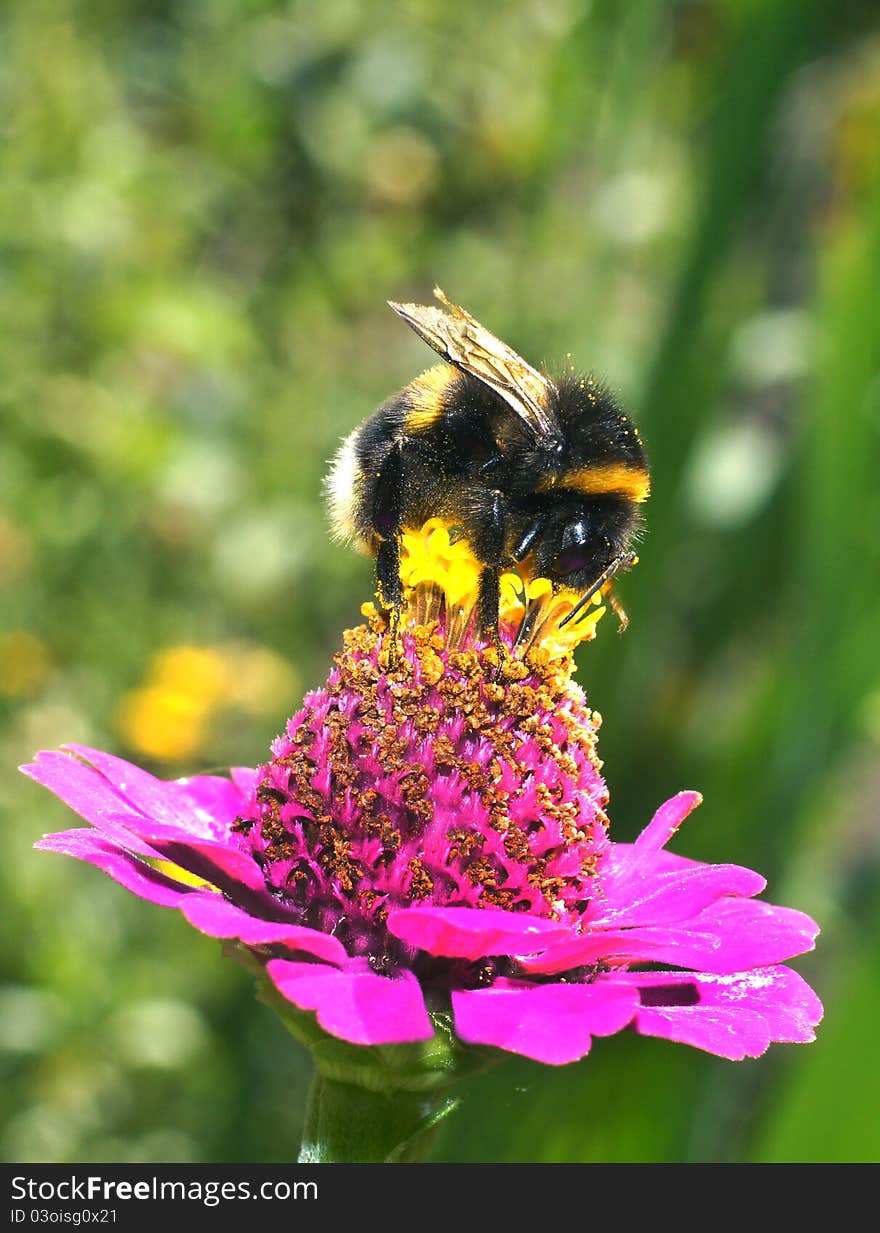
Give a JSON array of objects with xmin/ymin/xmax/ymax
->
[
  {"xmin": 550, "ymin": 518, "xmax": 595, "ymax": 578},
  {"xmin": 553, "ymin": 545, "xmax": 594, "ymax": 576}
]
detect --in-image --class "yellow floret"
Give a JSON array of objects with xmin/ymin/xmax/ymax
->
[
  {"xmin": 400, "ymin": 518, "xmax": 481, "ymax": 609},
  {"xmin": 394, "ymin": 518, "xmax": 614, "ymax": 660}
]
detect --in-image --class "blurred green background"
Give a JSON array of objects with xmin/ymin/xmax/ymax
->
[{"xmin": 2, "ymin": 0, "xmax": 879, "ymax": 1163}]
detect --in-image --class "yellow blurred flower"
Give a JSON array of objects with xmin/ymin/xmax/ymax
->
[
  {"xmin": 116, "ymin": 685, "xmax": 208, "ymax": 762},
  {"xmin": 150, "ymin": 645, "xmax": 229, "ymax": 707},
  {"xmin": 221, "ymin": 644, "xmax": 299, "ymax": 717},
  {"xmin": 116, "ymin": 641, "xmax": 299, "ymax": 762}
]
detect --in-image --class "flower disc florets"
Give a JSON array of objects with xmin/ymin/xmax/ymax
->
[
  {"xmin": 234, "ymin": 614, "xmax": 609, "ymax": 982},
  {"xmin": 25, "ymin": 518, "xmax": 822, "ymax": 1066}
]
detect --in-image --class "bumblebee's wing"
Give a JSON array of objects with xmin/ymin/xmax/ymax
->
[{"xmin": 388, "ymin": 287, "xmax": 560, "ymax": 442}]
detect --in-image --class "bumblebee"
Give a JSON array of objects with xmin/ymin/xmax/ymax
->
[{"xmin": 326, "ymin": 289, "xmax": 649, "ymax": 634}]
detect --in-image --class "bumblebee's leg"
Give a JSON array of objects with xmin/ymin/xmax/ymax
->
[
  {"xmin": 607, "ymin": 587, "xmax": 630, "ymax": 634},
  {"xmin": 508, "ymin": 514, "xmax": 550, "ymax": 650},
  {"xmin": 478, "ymin": 568, "xmax": 500, "ymax": 635},
  {"xmin": 476, "ymin": 491, "xmax": 506, "ymax": 637},
  {"xmin": 375, "ymin": 537, "xmax": 402, "ymax": 612},
  {"xmin": 510, "ymin": 515, "xmax": 547, "ymax": 564},
  {"xmin": 371, "ymin": 440, "xmax": 405, "ymax": 616}
]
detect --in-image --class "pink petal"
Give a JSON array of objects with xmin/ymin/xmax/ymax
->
[
  {"xmin": 525, "ymin": 897, "xmax": 819, "ymax": 975},
  {"xmin": 605, "ymin": 846, "xmax": 702, "ymax": 876},
  {"xmin": 591, "ymin": 861, "xmax": 766, "ymax": 929},
  {"xmin": 22, "ymin": 748, "xmax": 246, "ymax": 846},
  {"xmin": 36, "ymin": 828, "xmax": 195, "ymax": 908},
  {"xmin": 615, "ymin": 967, "xmax": 823, "ymax": 1060},
  {"xmin": 612, "ymin": 792, "xmax": 703, "ymax": 881},
  {"xmin": 63, "ymin": 743, "xmax": 244, "ymax": 840},
  {"xmin": 451, "ymin": 979, "xmax": 639, "ymax": 1064},
  {"xmin": 230, "ymin": 767, "xmax": 258, "ymax": 797},
  {"xmin": 170, "ymin": 775, "xmax": 247, "ymax": 834},
  {"xmin": 61, "ymin": 745, "xmax": 195, "ymax": 827},
  {"xmin": 179, "ymin": 894, "xmax": 347, "ymax": 965},
  {"xmin": 386, "ymin": 905, "xmax": 569, "ymax": 961},
  {"xmin": 21, "ymin": 752, "xmax": 159, "ymax": 856},
  {"xmin": 628, "ymin": 899, "xmax": 820, "ymax": 973},
  {"xmin": 102, "ymin": 810, "xmax": 268, "ymax": 902},
  {"xmin": 36, "ymin": 830, "xmax": 349, "ymax": 972},
  {"xmin": 266, "ymin": 959, "xmax": 433, "ymax": 1046}
]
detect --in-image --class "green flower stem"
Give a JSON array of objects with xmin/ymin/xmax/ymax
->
[
  {"xmin": 248, "ymin": 963, "xmax": 499, "ymax": 1163},
  {"xmin": 299, "ymin": 1071, "xmax": 452, "ymax": 1163}
]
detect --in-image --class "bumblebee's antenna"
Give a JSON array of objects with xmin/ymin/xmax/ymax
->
[
  {"xmin": 388, "ymin": 288, "xmax": 560, "ymax": 442},
  {"xmin": 558, "ymin": 551, "xmax": 637, "ymax": 630}
]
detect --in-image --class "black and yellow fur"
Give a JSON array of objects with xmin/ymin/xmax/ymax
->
[{"xmin": 326, "ymin": 357, "xmax": 649, "ymax": 634}]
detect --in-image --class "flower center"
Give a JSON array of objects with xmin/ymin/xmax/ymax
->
[
  {"xmin": 396, "ymin": 518, "xmax": 608, "ymax": 659},
  {"xmin": 235, "ymin": 608, "xmax": 611, "ymax": 968}
]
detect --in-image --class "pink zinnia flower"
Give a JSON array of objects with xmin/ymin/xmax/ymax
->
[{"xmin": 23, "ymin": 524, "xmax": 821, "ymax": 1070}]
